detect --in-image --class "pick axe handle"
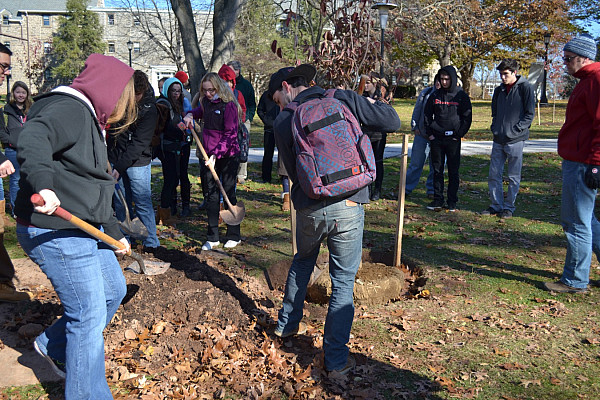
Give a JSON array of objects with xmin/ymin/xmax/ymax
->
[
  {"xmin": 30, "ymin": 194, "xmax": 130, "ymax": 255},
  {"xmin": 188, "ymin": 123, "xmax": 235, "ymax": 211}
]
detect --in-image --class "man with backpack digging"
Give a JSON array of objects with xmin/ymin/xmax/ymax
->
[{"xmin": 269, "ymin": 65, "xmax": 400, "ymax": 375}]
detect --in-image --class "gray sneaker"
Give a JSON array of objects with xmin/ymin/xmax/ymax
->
[
  {"xmin": 499, "ymin": 210, "xmax": 513, "ymax": 218},
  {"xmin": 543, "ymin": 281, "xmax": 587, "ymax": 294},
  {"xmin": 480, "ymin": 207, "xmax": 498, "ymax": 216}
]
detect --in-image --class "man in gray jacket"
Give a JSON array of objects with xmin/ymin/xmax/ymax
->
[{"xmin": 481, "ymin": 59, "xmax": 535, "ymax": 218}]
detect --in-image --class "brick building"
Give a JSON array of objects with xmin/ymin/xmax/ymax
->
[{"xmin": 0, "ymin": 0, "xmax": 213, "ymax": 94}]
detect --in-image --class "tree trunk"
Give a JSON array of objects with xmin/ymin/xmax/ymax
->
[
  {"xmin": 171, "ymin": 0, "xmax": 206, "ymax": 94},
  {"xmin": 459, "ymin": 63, "xmax": 475, "ymax": 97},
  {"xmin": 211, "ymin": 0, "xmax": 242, "ymax": 71}
]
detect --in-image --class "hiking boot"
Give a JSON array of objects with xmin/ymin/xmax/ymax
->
[
  {"xmin": 426, "ymin": 201, "xmax": 443, "ymax": 211},
  {"xmin": 480, "ymin": 207, "xmax": 498, "ymax": 216},
  {"xmin": 0, "ymin": 282, "xmax": 33, "ymax": 302},
  {"xmin": 282, "ymin": 193, "xmax": 290, "ymax": 212},
  {"xmin": 273, "ymin": 321, "xmax": 307, "ymax": 338},
  {"xmin": 447, "ymin": 203, "xmax": 457, "ymax": 212},
  {"xmin": 499, "ymin": 210, "xmax": 513, "ymax": 219},
  {"xmin": 327, "ymin": 355, "xmax": 356, "ymax": 376},
  {"xmin": 201, "ymin": 241, "xmax": 220, "ymax": 251},
  {"xmin": 370, "ymin": 187, "xmax": 381, "ymax": 201},
  {"xmin": 180, "ymin": 205, "xmax": 191, "ymax": 217},
  {"xmin": 34, "ymin": 340, "xmax": 66, "ymax": 379},
  {"xmin": 543, "ymin": 281, "xmax": 587, "ymax": 294}
]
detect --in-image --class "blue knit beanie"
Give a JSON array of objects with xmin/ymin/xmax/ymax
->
[{"xmin": 563, "ymin": 34, "xmax": 597, "ymax": 60}]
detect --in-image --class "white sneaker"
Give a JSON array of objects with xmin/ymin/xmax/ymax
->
[
  {"xmin": 224, "ymin": 240, "xmax": 241, "ymax": 248},
  {"xmin": 201, "ymin": 241, "xmax": 220, "ymax": 251}
]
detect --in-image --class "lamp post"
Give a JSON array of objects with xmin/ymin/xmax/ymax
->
[
  {"xmin": 540, "ymin": 32, "xmax": 551, "ymax": 105},
  {"xmin": 371, "ymin": 1, "xmax": 397, "ymax": 79},
  {"xmin": 127, "ymin": 40, "xmax": 133, "ymax": 67}
]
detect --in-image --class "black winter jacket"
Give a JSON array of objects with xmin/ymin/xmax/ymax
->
[
  {"xmin": 424, "ymin": 66, "xmax": 472, "ymax": 140},
  {"xmin": 107, "ymin": 86, "xmax": 158, "ymax": 175},
  {"xmin": 1, "ymin": 102, "xmax": 26, "ymax": 149},
  {"xmin": 14, "ymin": 92, "xmax": 123, "ymax": 240},
  {"xmin": 256, "ymin": 91, "xmax": 279, "ymax": 132},
  {"xmin": 490, "ymin": 76, "xmax": 535, "ymax": 144}
]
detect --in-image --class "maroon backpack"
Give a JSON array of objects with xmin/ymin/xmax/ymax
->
[{"xmin": 285, "ymin": 89, "xmax": 376, "ymax": 199}]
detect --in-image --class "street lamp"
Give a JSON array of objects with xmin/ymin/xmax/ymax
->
[
  {"xmin": 127, "ymin": 40, "xmax": 133, "ymax": 67},
  {"xmin": 371, "ymin": 1, "xmax": 397, "ymax": 78},
  {"xmin": 540, "ymin": 32, "xmax": 551, "ymax": 105},
  {"xmin": 422, "ymin": 73, "xmax": 430, "ymax": 87}
]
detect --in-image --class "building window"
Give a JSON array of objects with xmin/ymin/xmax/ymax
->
[
  {"xmin": 133, "ymin": 42, "xmax": 140, "ymax": 53},
  {"xmin": 43, "ymin": 15, "xmax": 50, "ymax": 26},
  {"xmin": 43, "ymin": 42, "xmax": 52, "ymax": 54},
  {"xmin": 133, "ymin": 16, "xmax": 140, "ymax": 26},
  {"xmin": 2, "ymin": 15, "xmax": 9, "ymax": 25},
  {"xmin": 108, "ymin": 14, "xmax": 115, "ymax": 25},
  {"xmin": 108, "ymin": 42, "xmax": 115, "ymax": 53}
]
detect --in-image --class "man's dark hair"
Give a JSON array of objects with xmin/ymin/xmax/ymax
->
[
  {"xmin": 133, "ymin": 70, "xmax": 149, "ymax": 95},
  {"xmin": 0, "ymin": 43, "xmax": 12, "ymax": 56},
  {"xmin": 496, "ymin": 59, "xmax": 518, "ymax": 73},
  {"xmin": 285, "ymin": 75, "xmax": 310, "ymax": 89}
]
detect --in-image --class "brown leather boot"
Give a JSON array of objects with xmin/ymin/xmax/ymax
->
[
  {"xmin": 282, "ymin": 193, "xmax": 290, "ymax": 212},
  {"xmin": 157, "ymin": 207, "xmax": 175, "ymax": 226},
  {"xmin": 0, "ymin": 200, "xmax": 11, "ymax": 228},
  {"xmin": 0, "ymin": 280, "xmax": 33, "ymax": 302}
]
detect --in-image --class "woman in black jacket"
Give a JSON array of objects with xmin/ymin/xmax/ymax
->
[{"xmin": 1, "ymin": 81, "xmax": 32, "ymax": 212}]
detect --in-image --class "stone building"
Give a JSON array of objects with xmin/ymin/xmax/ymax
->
[{"xmin": 0, "ymin": 0, "xmax": 213, "ymax": 94}]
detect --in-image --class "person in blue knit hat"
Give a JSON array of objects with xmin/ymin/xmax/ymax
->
[{"xmin": 544, "ymin": 34, "xmax": 600, "ymax": 293}]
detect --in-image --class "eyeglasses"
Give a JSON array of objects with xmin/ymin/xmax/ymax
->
[
  {"xmin": 0, "ymin": 63, "xmax": 11, "ymax": 73},
  {"xmin": 202, "ymin": 88, "xmax": 216, "ymax": 94},
  {"xmin": 563, "ymin": 55, "xmax": 578, "ymax": 63}
]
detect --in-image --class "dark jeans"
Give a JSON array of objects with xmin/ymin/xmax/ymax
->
[
  {"xmin": 430, "ymin": 137, "xmax": 461, "ymax": 205},
  {"xmin": 201, "ymin": 156, "xmax": 241, "ymax": 242},
  {"xmin": 262, "ymin": 129, "xmax": 276, "ymax": 183},
  {"xmin": 370, "ymin": 133, "xmax": 387, "ymax": 190},
  {"xmin": 160, "ymin": 144, "xmax": 191, "ymax": 208}
]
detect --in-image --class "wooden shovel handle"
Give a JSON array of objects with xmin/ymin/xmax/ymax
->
[
  {"xmin": 188, "ymin": 123, "xmax": 236, "ymax": 211},
  {"xmin": 30, "ymin": 194, "xmax": 128, "ymax": 253}
]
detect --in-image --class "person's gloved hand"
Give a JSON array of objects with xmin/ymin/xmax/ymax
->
[
  {"xmin": 205, "ymin": 154, "xmax": 216, "ymax": 169},
  {"xmin": 34, "ymin": 189, "xmax": 60, "ymax": 215},
  {"xmin": 585, "ymin": 165, "xmax": 600, "ymax": 189}
]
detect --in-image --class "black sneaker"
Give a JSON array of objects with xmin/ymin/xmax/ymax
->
[
  {"xmin": 543, "ymin": 281, "xmax": 587, "ymax": 294},
  {"xmin": 447, "ymin": 203, "xmax": 457, "ymax": 212},
  {"xmin": 427, "ymin": 201, "xmax": 443, "ymax": 211},
  {"xmin": 480, "ymin": 207, "xmax": 498, "ymax": 216},
  {"xmin": 499, "ymin": 210, "xmax": 513, "ymax": 219}
]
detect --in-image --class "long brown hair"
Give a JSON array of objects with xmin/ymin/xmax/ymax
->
[
  {"xmin": 10, "ymin": 81, "xmax": 32, "ymax": 114},
  {"xmin": 107, "ymin": 76, "xmax": 137, "ymax": 135}
]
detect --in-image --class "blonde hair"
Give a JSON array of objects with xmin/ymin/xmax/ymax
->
[
  {"xmin": 200, "ymin": 72, "xmax": 243, "ymax": 120},
  {"xmin": 107, "ymin": 76, "xmax": 137, "ymax": 134}
]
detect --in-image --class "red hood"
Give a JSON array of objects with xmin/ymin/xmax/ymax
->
[
  {"xmin": 70, "ymin": 53, "xmax": 134, "ymax": 129},
  {"xmin": 574, "ymin": 62, "xmax": 600, "ymax": 80},
  {"xmin": 218, "ymin": 64, "xmax": 237, "ymax": 88}
]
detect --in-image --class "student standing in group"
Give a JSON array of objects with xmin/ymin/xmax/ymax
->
[
  {"xmin": 1, "ymin": 81, "xmax": 32, "ymax": 213},
  {"xmin": 481, "ymin": 59, "xmax": 535, "ymax": 219},
  {"xmin": 15, "ymin": 53, "xmax": 135, "ymax": 399},
  {"xmin": 362, "ymin": 72, "xmax": 387, "ymax": 201},
  {"xmin": 184, "ymin": 73, "xmax": 242, "ymax": 250},
  {"xmin": 424, "ymin": 65, "xmax": 472, "ymax": 212}
]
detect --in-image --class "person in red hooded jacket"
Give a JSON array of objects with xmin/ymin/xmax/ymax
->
[
  {"xmin": 14, "ymin": 53, "xmax": 137, "ymax": 399},
  {"xmin": 544, "ymin": 34, "xmax": 600, "ymax": 294}
]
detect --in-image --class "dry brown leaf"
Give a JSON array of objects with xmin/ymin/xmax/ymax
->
[
  {"xmin": 520, "ymin": 379, "xmax": 541, "ymax": 388},
  {"xmin": 494, "ymin": 348, "xmax": 511, "ymax": 357},
  {"xmin": 550, "ymin": 377, "xmax": 562, "ymax": 385}
]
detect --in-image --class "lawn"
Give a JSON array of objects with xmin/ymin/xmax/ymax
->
[{"xmin": 5, "ymin": 96, "xmax": 596, "ymax": 399}]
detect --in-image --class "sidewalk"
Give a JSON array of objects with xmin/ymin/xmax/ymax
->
[{"xmin": 152, "ymin": 139, "xmax": 558, "ymax": 166}]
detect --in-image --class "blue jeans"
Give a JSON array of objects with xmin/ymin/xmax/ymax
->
[
  {"xmin": 488, "ymin": 141, "xmax": 524, "ymax": 213},
  {"xmin": 17, "ymin": 224, "xmax": 126, "ymax": 400},
  {"xmin": 276, "ymin": 199, "xmax": 364, "ymax": 371},
  {"xmin": 560, "ymin": 160, "xmax": 600, "ymax": 289},
  {"xmin": 113, "ymin": 164, "xmax": 160, "ymax": 248},
  {"xmin": 4, "ymin": 147, "xmax": 19, "ymax": 210},
  {"xmin": 405, "ymin": 135, "xmax": 434, "ymax": 195}
]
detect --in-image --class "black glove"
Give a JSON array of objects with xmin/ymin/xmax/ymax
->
[{"xmin": 585, "ymin": 165, "xmax": 600, "ymax": 190}]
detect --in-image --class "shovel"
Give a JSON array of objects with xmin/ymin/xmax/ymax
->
[
  {"xmin": 186, "ymin": 123, "xmax": 245, "ymax": 226},
  {"xmin": 30, "ymin": 194, "xmax": 170, "ymax": 275},
  {"xmin": 114, "ymin": 183, "xmax": 149, "ymax": 241}
]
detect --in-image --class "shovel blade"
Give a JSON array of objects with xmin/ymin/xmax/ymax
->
[
  {"xmin": 119, "ymin": 217, "xmax": 149, "ymax": 241},
  {"xmin": 220, "ymin": 201, "xmax": 245, "ymax": 226},
  {"xmin": 125, "ymin": 259, "xmax": 170, "ymax": 275}
]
